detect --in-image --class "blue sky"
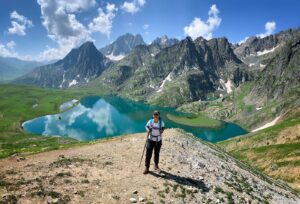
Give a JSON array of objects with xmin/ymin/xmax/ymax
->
[{"xmin": 0, "ymin": 0, "xmax": 299, "ymax": 61}]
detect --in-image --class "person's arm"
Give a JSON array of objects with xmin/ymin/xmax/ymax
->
[{"xmin": 145, "ymin": 120, "xmax": 152, "ymax": 133}]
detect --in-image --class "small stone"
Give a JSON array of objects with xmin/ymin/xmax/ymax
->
[
  {"xmin": 130, "ymin": 198, "xmax": 137, "ymax": 203},
  {"xmin": 132, "ymin": 190, "xmax": 138, "ymax": 194},
  {"xmin": 198, "ymin": 176, "xmax": 204, "ymax": 181},
  {"xmin": 52, "ymin": 198, "xmax": 59, "ymax": 203},
  {"xmin": 192, "ymin": 188, "xmax": 198, "ymax": 193},
  {"xmin": 59, "ymin": 154, "xmax": 65, "ymax": 158},
  {"xmin": 139, "ymin": 197, "xmax": 145, "ymax": 202},
  {"xmin": 46, "ymin": 196, "xmax": 53, "ymax": 203},
  {"xmin": 194, "ymin": 162, "xmax": 205, "ymax": 169}
]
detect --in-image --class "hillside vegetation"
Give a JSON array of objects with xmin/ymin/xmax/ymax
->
[
  {"xmin": 0, "ymin": 84, "xmax": 105, "ymax": 158},
  {"xmin": 218, "ymin": 109, "xmax": 300, "ymax": 191}
]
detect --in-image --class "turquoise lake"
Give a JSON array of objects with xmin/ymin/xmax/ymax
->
[{"xmin": 23, "ymin": 96, "xmax": 248, "ymax": 143}]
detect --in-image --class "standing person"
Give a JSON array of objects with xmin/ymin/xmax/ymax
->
[{"xmin": 143, "ymin": 110, "xmax": 165, "ymax": 174}]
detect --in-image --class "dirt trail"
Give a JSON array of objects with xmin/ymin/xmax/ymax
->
[{"xmin": 0, "ymin": 129, "xmax": 299, "ymax": 204}]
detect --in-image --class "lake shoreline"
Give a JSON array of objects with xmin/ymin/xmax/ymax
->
[{"xmin": 22, "ymin": 95, "xmax": 247, "ymax": 143}]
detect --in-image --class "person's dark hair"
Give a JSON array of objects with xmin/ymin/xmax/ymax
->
[{"xmin": 153, "ymin": 110, "xmax": 160, "ymax": 115}]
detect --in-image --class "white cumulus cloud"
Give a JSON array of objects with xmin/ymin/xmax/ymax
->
[
  {"xmin": 88, "ymin": 3, "xmax": 118, "ymax": 37},
  {"xmin": 4, "ymin": 0, "xmax": 118, "ymax": 61},
  {"xmin": 36, "ymin": 0, "xmax": 118, "ymax": 61},
  {"xmin": 184, "ymin": 4, "xmax": 221, "ymax": 40},
  {"xmin": 257, "ymin": 21, "xmax": 276, "ymax": 38},
  {"xmin": 8, "ymin": 11, "xmax": 33, "ymax": 36},
  {"xmin": 36, "ymin": 0, "xmax": 94, "ymax": 61},
  {"xmin": 6, "ymin": 41, "xmax": 16, "ymax": 50},
  {"xmin": 60, "ymin": 0, "xmax": 96, "ymax": 12},
  {"xmin": 121, "ymin": 0, "xmax": 146, "ymax": 14},
  {"xmin": 0, "ymin": 41, "xmax": 18, "ymax": 58}
]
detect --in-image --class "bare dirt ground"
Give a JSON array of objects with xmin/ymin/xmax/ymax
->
[{"xmin": 0, "ymin": 129, "xmax": 299, "ymax": 204}]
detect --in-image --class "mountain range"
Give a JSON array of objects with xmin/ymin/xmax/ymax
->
[
  {"xmin": 15, "ymin": 42, "xmax": 111, "ymax": 88},
  {"xmin": 0, "ymin": 57, "xmax": 42, "ymax": 82},
  {"xmin": 99, "ymin": 33, "xmax": 145, "ymax": 61},
  {"xmin": 12, "ymin": 28, "xmax": 300, "ymax": 129}
]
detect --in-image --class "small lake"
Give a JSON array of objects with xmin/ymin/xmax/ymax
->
[{"xmin": 23, "ymin": 96, "xmax": 248, "ymax": 143}]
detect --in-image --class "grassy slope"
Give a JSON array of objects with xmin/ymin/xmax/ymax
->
[
  {"xmin": 218, "ymin": 116, "xmax": 300, "ymax": 191},
  {"xmin": 166, "ymin": 113, "xmax": 223, "ymax": 128},
  {"xmin": 0, "ymin": 84, "xmax": 106, "ymax": 158}
]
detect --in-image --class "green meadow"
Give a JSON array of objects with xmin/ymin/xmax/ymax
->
[
  {"xmin": 218, "ymin": 116, "xmax": 300, "ymax": 191},
  {"xmin": 166, "ymin": 113, "xmax": 223, "ymax": 128},
  {"xmin": 0, "ymin": 84, "xmax": 106, "ymax": 158}
]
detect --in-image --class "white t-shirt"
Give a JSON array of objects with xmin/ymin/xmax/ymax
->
[{"xmin": 145, "ymin": 119, "xmax": 165, "ymax": 142}]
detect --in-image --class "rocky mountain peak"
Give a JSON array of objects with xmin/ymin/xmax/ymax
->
[
  {"xmin": 234, "ymin": 28, "xmax": 300, "ymax": 58},
  {"xmin": 14, "ymin": 41, "xmax": 110, "ymax": 88},
  {"xmin": 206, "ymin": 37, "xmax": 242, "ymax": 64},
  {"xmin": 60, "ymin": 41, "xmax": 104, "ymax": 70},
  {"xmin": 152, "ymin": 35, "xmax": 179, "ymax": 48},
  {"xmin": 99, "ymin": 33, "xmax": 146, "ymax": 58},
  {"xmin": 178, "ymin": 37, "xmax": 196, "ymax": 52},
  {"xmin": 78, "ymin": 41, "xmax": 98, "ymax": 51}
]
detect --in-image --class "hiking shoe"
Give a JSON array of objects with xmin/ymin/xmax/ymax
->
[{"xmin": 143, "ymin": 168, "xmax": 149, "ymax": 174}]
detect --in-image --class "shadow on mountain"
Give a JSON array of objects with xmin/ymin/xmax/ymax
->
[{"xmin": 149, "ymin": 170, "xmax": 210, "ymax": 192}]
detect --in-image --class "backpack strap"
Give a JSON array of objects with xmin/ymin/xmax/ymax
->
[{"xmin": 150, "ymin": 118, "xmax": 162, "ymax": 131}]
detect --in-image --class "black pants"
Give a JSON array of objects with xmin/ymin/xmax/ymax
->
[{"xmin": 145, "ymin": 138, "xmax": 162, "ymax": 169}]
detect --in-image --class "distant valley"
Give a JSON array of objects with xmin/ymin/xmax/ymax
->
[{"xmin": 10, "ymin": 28, "xmax": 300, "ymax": 132}]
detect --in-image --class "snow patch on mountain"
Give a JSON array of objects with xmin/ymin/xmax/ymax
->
[
  {"xmin": 68, "ymin": 79, "xmax": 78, "ymax": 87},
  {"xmin": 59, "ymin": 72, "xmax": 66, "ymax": 88},
  {"xmin": 260, "ymin": 63, "xmax": 266, "ymax": 68},
  {"xmin": 106, "ymin": 53, "xmax": 125, "ymax": 61},
  {"xmin": 252, "ymin": 116, "xmax": 281, "ymax": 132},
  {"xmin": 220, "ymin": 79, "xmax": 234, "ymax": 94},
  {"xmin": 257, "ymin": 46, "xmax": 279, "ymax": 56},
  {"xmin": 157, "ymin": 73, "xmax": 172, "ymax": 93}
]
